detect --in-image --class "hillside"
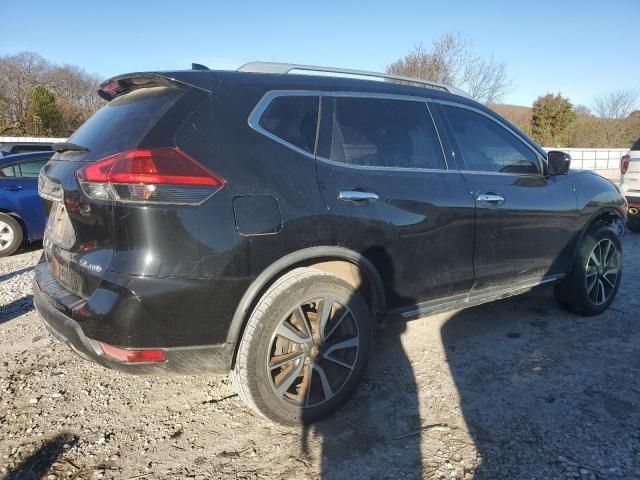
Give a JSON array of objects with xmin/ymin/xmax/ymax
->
[{"xmin": 488, "ymin": 103, "xmax": 532, "ymax": 128}]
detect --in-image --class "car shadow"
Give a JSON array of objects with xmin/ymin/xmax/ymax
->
[
  {"xmin": 300, "ymin": 247, "xmax": 423, "ymax": 478},
  {"xmin": 15, "ymin": 240, "xmax": 43, "ymax": 255},
  {"xmin": 0, "ymin": 266, "xmax": 34, "ymax": 283},
  {"xmin": 0, "ymin": 294, "xmax": 34, "ymax": 324},
  {"xmin": 298, "ymin": 278, "xmax": 638, "ymax": 477},
  {"xmin": 441, "ymin": 286, "xmax": 639, "ymax": 478},
  {"xmin": 3, "ymin": 433, "xmax": 78, "ymax": 480}
]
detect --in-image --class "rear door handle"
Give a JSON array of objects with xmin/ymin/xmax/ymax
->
[
  {"xmin": 2, "ymin": 185, "xmax": 23, "ymax": 192},
  {"xmin": 476, "ymin": 193, "xmax": 504, "ymax": 205},
  {"xmin": 338, "ymin": 190, "xmax": 379, "ymax": 203}
]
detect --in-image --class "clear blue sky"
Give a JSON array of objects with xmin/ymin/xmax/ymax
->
[{"xmin": 3, "ymin": 0, "xmax": 639, "ymax": 107}]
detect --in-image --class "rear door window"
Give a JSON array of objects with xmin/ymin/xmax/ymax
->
[
  {"xmin": 258, "ymin": 95, "xmax": 319, "ymax": 154},
  {"xmin": 0, "ymin": 163, "xmax": 17, "ymax": 178},
  {"xmin": 443, "ymin": 105, "xmax": 541, "ymax": 174},
  {"xmin": 19, "ymin": 159, "xmax": 48, "ymax": 178},
  {"xmin": 67, "ymin": 86, "xmax": 185, "ymax": 160},
  {"xmin": 328, "ymin": 97, "xmax": 445, "ymax": 169}
]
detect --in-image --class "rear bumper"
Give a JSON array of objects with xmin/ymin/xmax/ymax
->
[{"xmin": 33, "ymin": 265, "xmax": 234, "ymax": 375}]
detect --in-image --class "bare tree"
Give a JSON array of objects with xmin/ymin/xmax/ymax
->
[
  {"xmin": 593, "ymin": 89, "xmax": 639, "ymax": 119},
  {"xmin": 0, "ymin": 51, "xmax": 103, "ymax": 136},
  {"xmin": 387, "ymin": 33, "xmax": 513, "ymax": 103}
]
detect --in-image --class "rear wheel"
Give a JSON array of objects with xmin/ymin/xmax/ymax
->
[
  {"xmin": 0, "ymin": 213, "xmax": 23, "ymax": 258},
  {"xmin": 627, "ymin": 216, "xmax": 640, "ymax": 233},
  {"xmin": 555, "ymin": 225, "xmax": 622, "ymax": 315},
  {"xmin": 232, "ymin": 268, "xmax": 373, "ymax": 426}
]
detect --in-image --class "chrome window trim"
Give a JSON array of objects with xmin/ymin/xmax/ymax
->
[
  {"xmin": 248, "ymin": 90, "xmax": 451, "ymax": 173},
  {"xmin": 430, "ymin": 99, "xmax": 546, "ymax": 175}
]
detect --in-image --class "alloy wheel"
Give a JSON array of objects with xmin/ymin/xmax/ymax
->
[
  {"xmin": 585, "ymin": 238, "xmax": 620, "ymax": 306},
  {"xmin": 267, "ymin": 296, "xmax": 360, "ymax": 408}
]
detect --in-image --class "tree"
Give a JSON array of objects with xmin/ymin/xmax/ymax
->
[
  {"xmin": 27, "ymin": 85, "xmax": 62, "ymax": 135},
  {"xmin": 574, "ymin": 104, "xmax": 592, "ymax": 117},
  {"xmin": 593, "ymin": 89, "xmax": 638, "ymax": 119},
  {"xmin": 530, "ymin": 93, "xmax": 576, "ymax": 147},
  {"xmin": 386, "ymin": 33, "xmax": 512, "ymax": 104},
  {"xmin": 0, "ymin": 51, "xmax": 102, "ymax": 136}
]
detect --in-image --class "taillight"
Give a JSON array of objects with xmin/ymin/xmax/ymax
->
[
  {"xmin": 76, "ymin": 147, "xmax": 224, "ymax": 205},
  {"xmin": 621, "ymin": 155, "xmax": 630, "ymax": 174}
]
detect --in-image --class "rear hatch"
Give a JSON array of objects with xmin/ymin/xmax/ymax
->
[{"xmin": 39, "ymin": 74, "xmax": 214, "ymax": 299}]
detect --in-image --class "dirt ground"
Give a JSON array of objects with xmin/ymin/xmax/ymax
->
[{"xmin": 1, "ymin": 236, "xmax": 639, "ymax": 480}]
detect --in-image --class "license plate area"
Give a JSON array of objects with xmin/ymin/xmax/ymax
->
[{"xmin": 44, "ymin": 202, "xmax": 76, "ymax": 251}]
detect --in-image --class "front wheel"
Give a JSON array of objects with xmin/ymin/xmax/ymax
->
[
  {"xmin": 232, "ymin": 268, "xmax": 373, "ymax": 426},
  {"xmin": 555, "ymin": 225, "xmax": 622, "ymax": 316}
]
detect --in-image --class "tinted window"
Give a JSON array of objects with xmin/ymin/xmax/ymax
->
[
  {"xmin": 68, "ymin": 86, "xmax": 184, "ymax": 159},
  {"xmin": 631, "ymin": 137, "xmax": 640, "ymax": 151},
  {"xmin": 0, "ymin": 164, "xmax": 17, "ymax": 178},
  {"xmin": 329, "ymin": 97, "xmax": 445, "ymax": 169},
  {"xmin": 19, "ymin": 159, "xmax": 48, "ymax": 178},
  {"xmin": 258, "ymin": 96, "xmax": 319, "ymax": 154},
  {"xmin": 443, "ymin": 105, "xmax": 540, "ymax": 174},
  {"xmin": 10, "ymin": 144, "xmax": 52, "ymax": 154}
]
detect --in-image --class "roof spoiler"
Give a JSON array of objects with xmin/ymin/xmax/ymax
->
[{"xmin": 97, "ymin": 72, "xmax": 212, "ymax": 101}]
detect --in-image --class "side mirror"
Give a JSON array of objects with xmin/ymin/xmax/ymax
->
[{"xmin": 547, "ymin": 150, "xmax": 571, "ymax": 176}]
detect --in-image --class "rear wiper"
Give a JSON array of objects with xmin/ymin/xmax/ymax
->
[{"xmin": 53, "ymin": 142, "xmax": 90, "ymax": 153}]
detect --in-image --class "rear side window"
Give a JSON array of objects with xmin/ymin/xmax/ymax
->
[
  {"xmin": 19, "ymin": 159, "xmax": 48, "ymax": 178},
  {"xmin": 0, "ymin": 164, "xmax": 17, "ymax": 177},
  {"xmin": 67, "ymin": 86, "xmax": 184, "ymax": 159},
  {"xmin": 443, "ymin": 105, "xmax": 540, "ymax": 174},
  {"xmin": 329, "ymin": 97, "xmax": 445, "ymax": 169},
  {"xmin": 631, "ymin": 138, "xmax": 640, "ymax": 151},
  {"xmin": 258, "ymin": 96, "xmax": 319, "ymax": 154},
  {"xmin": 10, "ymin": 145, "xmax": 52, "ymax": 154}
]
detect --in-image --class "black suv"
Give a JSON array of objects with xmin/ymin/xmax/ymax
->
[{"xmin": 34, "ymin": 62, "xmax": 626, "ymax": 425}]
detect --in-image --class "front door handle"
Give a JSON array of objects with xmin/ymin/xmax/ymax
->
[
  {"xmin": 476, "ymin": 192, "xmax": 505, "ymax": 205},
  {"xmin": 2, "ymin": 185, "xmax": 23, "ymax": 192},
  {"xmin": 338, "ymin": 190, "xmax": 379, "ymax": 203}
]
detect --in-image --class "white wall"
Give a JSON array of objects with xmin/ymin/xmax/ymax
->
[{"xmin": 544, "ymin": 148, "xmax": 627, "ymax": 170}]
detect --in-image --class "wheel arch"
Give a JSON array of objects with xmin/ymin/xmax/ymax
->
[
  {"xmin": 582, "ymin": 206, "xmax": 625, "ymax": 237},
  {"xmin": 227, "ymin": 246, "xmax": 386, "ymax": 365},
  {"xmin": 569, "ymin": 206, "xmax": 625, "ymax": 268}
]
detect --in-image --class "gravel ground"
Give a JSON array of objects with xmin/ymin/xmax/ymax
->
[{"xmin": 1, "ymin": 237, "xmax": 639, "ymax": 480}]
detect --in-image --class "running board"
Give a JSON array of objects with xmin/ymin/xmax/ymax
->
[{"xmin": 398, "ymin": 274, "xmax": 565, "ymax": 320}]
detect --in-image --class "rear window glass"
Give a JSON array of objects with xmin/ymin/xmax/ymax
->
[
  {"xmin": 0, "ymin": 164, "xmax": 17, "ymax": 177},
  {"xmin": 67, "ymin": 86, "xmax": 184, "ymax": 159},
  {"xmin": 258, "ymin": 96, "xmax": 319, "ymax": 154},
  {"xmin": 10, "ymin": 145, "xmax": 52, "ymax": 154},
  {"xmin": 631, "ymin": 138, "xmax": 640, "ymax": 151},
  {"xmin": 19, "ymin": 159, "xmax": 48, "ymax": 178},
  {"xmin": 329, "ymin": 97, "xmax": 445, "ymax": 169}
]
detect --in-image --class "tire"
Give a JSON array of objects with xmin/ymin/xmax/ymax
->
[
  {"xmin": 627, "ymin": 216, "xmax": 640, "ymax": 233},
  {"xmin": 554, "ymin": 225, "xmax": 622, "ymax": 316},
  {"xmin": 0, "ymin": 213, "xmax": 23, "ymax": 258},
  {"xmin": 232, "ymin": 267, "xmax": 373, "ymax": 426}
]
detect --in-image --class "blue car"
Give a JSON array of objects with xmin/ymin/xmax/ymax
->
[{"xmin": 0, "ymin": 151, "xmax": 53, "ymax": 257}]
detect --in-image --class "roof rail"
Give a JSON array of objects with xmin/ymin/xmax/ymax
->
[{"xmin": 237, "ymin": 61, "xmax": 468, "ymax": 97}]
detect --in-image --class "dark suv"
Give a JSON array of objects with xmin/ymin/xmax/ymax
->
[{"xmin": 34, "ymin": 62, "xmax": 626, "ymax": 425}]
